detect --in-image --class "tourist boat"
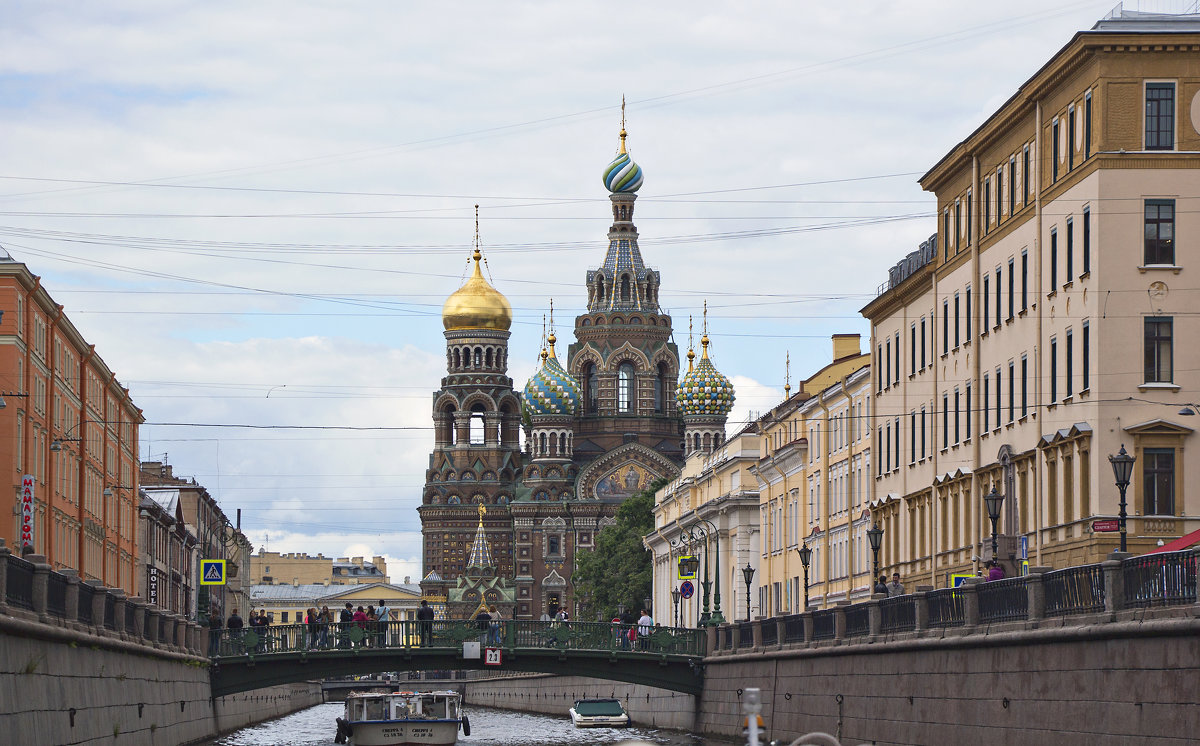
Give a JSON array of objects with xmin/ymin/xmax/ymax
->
[
  {"xmin": 334, "ymin": 690, "xmax": 469, "ymax": 745},
  {"xmin": 568, "ymin": 698, "xmax": 630, "ymax": 728}
]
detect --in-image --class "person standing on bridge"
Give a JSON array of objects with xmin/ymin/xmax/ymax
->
[
  {"xmin": 886, "ymin": 572, "xmax": 905, "ymax": 597},
  {"xmin": 637, "ymin": 609, "xmax": 653, "ymax": 651},
  {"xmin": 474, "ymin": 605, "xmax": 492, "ymax": 645},
  {"xmin": 416, "ymin": 600, "xmax": 434, "ymax": 646},
  {"xmin": 227, "ymin": 609, "xmax": 244, "ymax": 654},
  {"xmin": 208, "ymin": 609, "xmax": 223, "ymax": 657},
  {"xmin": 375, "ymin": 599, "xmax": 391, "ymax": 647}
]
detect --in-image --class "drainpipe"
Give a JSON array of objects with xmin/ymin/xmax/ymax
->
[
  {"xmin": 967, "ymin": 153, "xmax": 981, "ymax": 583},
  {"xmin": 1033, "ymin": 99, "xmax": 1044, "ymax": 569}
]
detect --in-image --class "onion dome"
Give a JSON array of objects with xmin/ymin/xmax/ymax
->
[
  {"xmin": 442, "ymin": 249, "xmax": 513, "ymax": 331},
  {"xmin": 676, "ymin": 334, "xmax": 735, "ymax": 416},
  {"xmin": 602, "ymin": 106, "xmax": 643, "ymax": 193},
  {"xmin": 521, "ymin": 333, "xmax": 579, "ymax": 417}
]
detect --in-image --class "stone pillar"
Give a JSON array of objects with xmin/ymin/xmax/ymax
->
[
  {"xmin": 775, "ymin": 616, "xmax": 786, "ymax": 647},
  {"xmin": 60, "ymin": 570, "xmax": 80, "ymax": 627},
  {"xmin": 801, "ymin": 611, "xmax": 814, "ymax": 644},
  {"xmin": 913, "ymin": 590, "xmax": 930, "ymax": 633},
  {"xmin": 145, "ymin": 607, "xmax": 160, "ymax": 645},
  {"xmin": 751, "ymin": 618, "xmax": 763, "ymax": 649},
  {"xmin": 127, "ymin": 597, "xmax": 147, "ymax": 643},
  {"xmin": 962, "ymin": 578, "xmax": 982, "ymax": 628},
  {"xmin": 728, "ymin": 624, "xmax": 739, "ymax": 651},
  {"xmin": 1102, "ymin": 558, "xmax": 1125, "ymax": 614},
  {"xmin": 833, "ymin": 602, "xmax": 848, "ymax": 641},
  {"xmin": 28, "ymin": 554, "xmax": 51, "ymax": 621},
  {"xmin": 484, "ymin": 414, "xmax": 500, "ymax": 446},
  {"xmin": 0, "ymin": 538, "xmax": 9, "ymax": 615},
  {"xmin": 867, "ymin": 598, "xmax": 882, "ymax": 638},
  {"xmin": 1026, "ymin": 568, "xmax": 1047, "ymax": 622},
  {"xmin": 188, "ymin": 622, "xmax": 202, "ymax": 654},
  {"xmin": 705, "ymin": 624, "xmax": 717, "ymax": 655},
  {"xmin": 89, "ymin": 583, "xmax": 108, "ymax": 634},
  {"xmin": 174, "ymin": 615, "xmax": 188, "ymax": 651},
  {"xmin": 110, "ymin": 591, "xmax": 127, "ymax": 639}
]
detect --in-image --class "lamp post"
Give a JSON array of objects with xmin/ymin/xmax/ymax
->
[
  {"xmin": 983, "ymin": 485, "xmax": 1005, "ymax": 562},
  {"xmin": 797, "ymin": 542, "xmax": 812, "ymax": 610},
  {"xmin": 741, "ymin": 563, "xmax": 754, "ymax": 621},
  {"xmin": 670, "ymin": 586, "xmax": 681, "ymax": 628},
  {"xmin": 672, "ymin": 520, "xmax": 724, "ymax": 626},
  {"xmin": 866, "ymin": 523, "xmax": 884, "ymax": 583},
  {"xmin": 617, "ymin": 602, "xmax": 625, "ymax": 621},
  {"xmin": 1109, "ymin": 444, "xmax": 1135, "ymax": 553}
]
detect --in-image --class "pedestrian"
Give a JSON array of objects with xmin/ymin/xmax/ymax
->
[
  {"xmin": 886, "ymin": 572, "xmax": 905, "ymax": 597},
  {"xmin": 416, "ymin": 600, "xmax": 434, "ymax": 647},
  {"xmin": 306, "ymin": 607, "xmax": 319, "ymax": 650},
  {"xmin": 539, "ymin": 608, "xmax": 553, "ymax": 622},
  {"xmin": 227, "ymin": 608, "xmax": 244, "ymax": 654},
  {"xmin": 319, "ymin": 605, "xmax": 332, "ymax": 648},
  {"xmin": 987, "ymin": 560, "xmax": 1006, "ymax": 581},
  {"xmin": 488, "ymin": 605, "xmax": 503, "ymax": 646},
  {"xmin": 366, "ymin": 605, "xmax": 377, "ymax": 647},
  {"xmin": 637, "ymin": 609, "xmax": 653, "ymax": 650},
  {"xmin": 873, "ymin": 576, "xmax": 888, "ymax": 595},
  {"xmin": 251, "ymin": 609, "xmax": 268, "ymax": 652},
  {"xmin": 339, "ymin": 603, "xmax": 354, "ymax": 648},
  {"xmin": 208, "ymin": 609, "xmax": 223, "ymax": 656},
  {"xmin": 375, "ymin": 598, "xmax": 391, "ymax": 647},
  {"xmin": 353, "ymin": 606, "xmax": 369, "ymax": 647},
  {"xmin": 474, "ymin": 605, "xmax": 491, "ymax": 644}
]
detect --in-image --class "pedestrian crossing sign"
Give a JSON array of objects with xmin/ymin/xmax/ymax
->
[{"xmin": 200, "ymin": 559, "xmax": 227, "ymax": 585}]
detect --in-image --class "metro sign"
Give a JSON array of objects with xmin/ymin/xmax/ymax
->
[{"xmin": 20, "ymin": 475, "xmax": 34, "ymax": 550}]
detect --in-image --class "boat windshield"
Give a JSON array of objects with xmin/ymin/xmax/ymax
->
[
  {"xmin": 422, "ymin": 696, "xmax": 448, "ymax": 719},
  {"xmin": 364, "ymin": 698, "xmax": 386, "ymax": 721},
  {"xmin": 574, "ymin": 700, "xmax": 625, "ymax": 716}
]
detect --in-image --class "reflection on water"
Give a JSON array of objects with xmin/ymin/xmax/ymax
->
[{"xmin": 205, "ymin": 702, "xmax": 734, "ymax": 746}]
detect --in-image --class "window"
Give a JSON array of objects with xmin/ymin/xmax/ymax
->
[
  {"xmin": 965, "ymin": 287, "xmax": 972, "ymax": 339},
  {"xmin": 585, "ymin": 363, "xmax": 598, "ymax": 413},
  {"xmin": 1020, "ymin": 355, "xmax": 1028, "ymax": 416},
  {"xmin": 655, "ymin": 362, "xmax": 669, "ymax": 414},
  {"xmin": 1068, "ymin": 105, "xmax": 1076, "ymax": 171},
  {"xmin": 965, "ymin": 382, "xmax": 972, "ymax": 439},
  {"xmin": 1082, "ymin": 321, "xmax": 1090, "ymax": 391},
  {"xmin": 1082, "ymin": 208, "xmax": 1090, "ymax": 275},
  {"xmin": 994, "ymin": 268, "xmax": 1001, "ymax": 328},
  {"xmin": 984, "ymin": 179, "xmax": 991, "ymax": 232},
  {"xmin": 1084, "ymin": 91, "xmax": 1092, "ymax": 159},
  {"xmin": 942, "ymin": 394, "xmax": 948, "ymax": 449},
  {"xmin": 943, "ymin": 210, "xmax": 950, "ymax": 261},
  {"xmin": 966, "ymin": 191, "xmax": 972, "ymax": 246},
  {"xmin": 955, "ymin": 200, "xmax": 962, "ymax": 252},
  {"xmin": 1050, "ymin": 338, "xmax": 1058, "ymax": 402},
  {"xmin": 920, "ymin": 317, "xmax": 926, "ymax": 369},
  {"xmin": 1144, "ymin": 317, "xmax": 1173, "ymax": 383},
  {"xmin": 942, "ymin": 301, "xmax": 949, "ymax": 354},
  {"xmin": 1143, "ymin": 448, "xmax": 1175, "ymax": 515},
  {"xmin": 983, "ymin": 275, "xmax": 990, "ymax": 330},
  {"xmin": 1021, "ymin": 250, "xmax": 1029, "ymax": 310},
  {"xmin": 954, "ymin": 294, "xmax": 960, "ymax": 349},
  {"xmin": 1009, "ymin": 158, "xmax": 1016, "ymax": 213},
  {"xmin": 1007, "ymin": 259, "xmax": 1014, "ymax": 320},
  {"xmin": 885, "ymin": 424, "xmax": 891, "ymax": 472},
  {"xmin": 1145, "ymin": 82, "xmax": 1175, "ymax": 150},
  {"xmin": 885, "ymin": 338, "xmax": 891, "ymax": 387},
  {"xmin": 1144, "ymin": 200, "xmax": 1175, "ymax": 265},
  {"xmin": 1066, "ymin": 218, "xmax": 1074, "ymax": 282},
  {"xmin": 1052, "ymin": 118, "xmax": 1060, "ymax": 182},
  {"xmin": 1066, "ymin": 329, "xmax": 1074, "ymax": 398},
  {"xmin": 877, "ymin": 345, "xmax": 883, "ymax": 392},
  {"xmin": 996, "ymin": 167, "xmax": 1003, "ymax": 224},
  {"xmin": 618, "ymin": 362, "xmax": 635, "ymax": 412},
  {"xmin": 1008, "ymin": 362, "xmax": 1015, "ymax": 423},
  {"xmin": 953, "ymin": 388, "xmax": 960, "ymax": 444},
  {"xmin": 920, "ymin": 406, "xmax": 926, "ymax": 458},
  {"xmin": 909, "ymin": 412, "xmax": 916, "ymax": 464},
  {"xmin": 894, "ymin": 333, "xmax": 900, "ymax": 385},
  {"xmin": 910, "ymin": 325, "xmax": 916, "ymax": 376},
  {"xmin": 1023, "ymin": 144, "xmax": 1031, "ymax": 201},
  {"xmin": 983, "ymin": 375, "xmax": 990, "ymax": 433},
  {"xmin": 995, "ymin": 366, "xmax": 1002, "ymax": 427},
  {"xmin": 1050, "ymin": 228, "xmax": 1058, "ymax": 288},
  {"xmin": 894, "ymin": 418, "xmax": 900, "ymax": 468},
  {"xmin": 469, "ymin": 404, "xmax": 486, "ymax": 445}
]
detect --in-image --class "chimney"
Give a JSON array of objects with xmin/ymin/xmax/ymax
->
[
  {"xmin": 832, "ymin": 333, "xmax": 861, "ymax": 362},
  {"xmin": 404, "ymin": 576, "xmax": 411, "ymax": 584}
]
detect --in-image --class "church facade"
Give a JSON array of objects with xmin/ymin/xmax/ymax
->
[{"xmin": 418, "ymin": 121, "xmax": 735, "ymax": 620}]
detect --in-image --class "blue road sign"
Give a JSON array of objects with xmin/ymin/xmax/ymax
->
[
  {"xmin": 200, "ymin": 559, "xmax": 227, "ymax": 585},
  {"xmin": 679, "ymin": 580, "xmax": 695, "ymax": 599}
]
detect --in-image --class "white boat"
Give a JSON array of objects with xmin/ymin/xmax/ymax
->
[
  {"xmin": 334, "ymin": 690, "xmax": 469, "ymax": 746},
  {"xmin": 569, "ymin": 698, "xmax": 630, "ymax": 728}
]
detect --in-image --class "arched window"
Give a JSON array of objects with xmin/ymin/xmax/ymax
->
[
  {"xmin": 620, "ymin": 275, "xmax": 631, "ymax": 302},
  {"xmin": 549, "ymin": 432, "xmax": 558, "ymax": 457},
  {"xmin": 486, "ymin": 348, "xmax": 493, "ymax": 368},
  {"xmin": 453, "ymin": 348, "xmax": 461, "ymax": 369},
  {"xmin": 469, "ymin": 404, "xmax": 486, "ymax": 445},
  {"xmin": 618, "ymin": 362, "xmax": 635, "ymax": 413},
  {"xmin": 474, "ymin": 348, "xmax": 482, "ymax": 367},
  {"xmin": 539, "ymin": 432, "xmax": 547, "ymax": 456},
  {"xmin": 655, "ymin": 362, "xmax": 669, "ymax": 413},
  {"xmin": 443, "ymin": 405, "xmax": 457, "ymax": 445},
  {"xmin": 585, "ymin": 363, "xmax": 598, "ymax": 414},
  {"xmin": 597, "ymin": 278, "xmax": 606, "ymax": 303}
]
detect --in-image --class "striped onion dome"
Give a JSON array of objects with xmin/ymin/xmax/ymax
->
[
  {"xmin": 603, "ymin": 151, "xmax": 643, "ymax": 193},
  {"xmin": 676, "ymin": 336, "xmax": 735, "ymax": 417},
  {"xmin": 521, "ymin": 334, "xmax": 579, "ymax": 417}
]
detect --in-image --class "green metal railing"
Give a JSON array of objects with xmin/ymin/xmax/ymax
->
[{"xmin": 209, "ymin": 619, "xmax": 705, "ymax": 660}]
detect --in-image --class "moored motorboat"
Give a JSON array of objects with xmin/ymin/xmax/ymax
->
[
  {"xmin": 334, "ymin": 690, "xmax": 469, "ymax": 746},
  {"xmin": 568, "ymin": 698, "xmax": 630, "ymax": 728}
]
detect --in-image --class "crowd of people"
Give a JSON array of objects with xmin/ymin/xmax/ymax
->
[{"xmin": 874, "ymin": 561, "xmax": 1008, "ymax": 599}]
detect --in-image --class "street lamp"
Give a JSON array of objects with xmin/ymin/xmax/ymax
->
[
  {"xmin": 672, "ymin": 520, "xmax": 725, "ymax": 626},
  {"xmin": 1109, "ymin": 444, "xmax": 1135, "ymax": 553},
  {"xmin": 797, "ymin": 542, "xmax": 812, "ymax": 610},
  {"xmin": 616, "ymin": 602, "xmax": 625, "ymax": 620},
  {"xmin": 983, "ymin": 485, "xmax": 1005, "ymax": 562},
  {"xmin": 670, "ymin": 586, "xmax": 681, "ymax": 628},
  {"xmin": 741, "ymin": 563, "xmax": 754, "ymax": 621},
  {"xmin": 866, "ymin": 523, "xmax": 884, "ymax": 583}
]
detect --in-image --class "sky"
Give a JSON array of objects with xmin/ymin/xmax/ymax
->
[{"xmin": 0, "ymin": 0, "xmax": 1129, "ymax": 583}]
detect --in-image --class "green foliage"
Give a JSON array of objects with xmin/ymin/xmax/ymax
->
[
  {"xmin": 21, "ymin": 655, "xmax": 42, "ymax": 674},
  {"xmin": 572, "ymin": 479, "xmax": 666, "ymax": 619}
]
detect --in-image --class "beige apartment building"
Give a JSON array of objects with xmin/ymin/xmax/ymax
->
[
  {"xmin": 251, "ymin": 550, "xmax": 390, "ymax": 586},
  {"xmin": 749, "ymin": 338, "xmax": 872, "ymax": 615},
  {"xmin": 861, "ymin": 8, "xmax": 1200, "ymax": 589}
]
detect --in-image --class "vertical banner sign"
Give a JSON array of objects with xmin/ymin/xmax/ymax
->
[
  {"xmin": 20, "ymin": 475, "xmax": 35, "ymax": 550},
  {"xmin": 148, "ymin": 567, "xmax": 158, "ymax": 606}
]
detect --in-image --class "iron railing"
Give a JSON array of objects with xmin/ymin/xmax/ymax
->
[
  {"xmin": 761, "ymin": 619, "xmax": 778, "ymax": 647},
  {"xmin": 978, "ymin": 577, "xmax": 1029, "ymax": 623},
  {"xmin": 1122, "ymin": 550, "xmax": 1197, "ymax": 608},
  {"xmin": 845, "ymin": 604, "xmax": 870, "ymax": 637},
  {"xmin": 6, "ymin": 555, "xmax": 35, "ymax": 610},
  {"xmin": 1045, "ymin": 564, "xmax": 1105, "ymax": 616},
  {"xmin": 926, "ymin": 587, "xmax": 966, "ymax": 627},
  {"xmin": 77, "ymin": 582, "xmax": 96, "ymax": 625},
  {"xmin": 736, "ymin": 621, "xmax": 754, "ymax": 649},
  {"xmin": 46, "ymin": 571, "xmax": 69, "ymax": 618},
  {"xmin": 812, "ymin": 610, "xmax": 836, "ymax": 641},
  {"xmin": 782, "ymin": 614, "xmax": 804, "ymax": 644},
  {"xmin": 103, "ymin": 594, "xmax": 117, "ymax": 631},
  {"xmin": 125, "ymin": 603, "xmax": 138, "ymax": 635},
  {"xmin": 880, "ymin": 596, "xmax": 916, "ymax": 633}
]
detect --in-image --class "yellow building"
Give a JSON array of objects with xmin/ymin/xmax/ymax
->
[
  {"xmin": 749, "ymin": 336, "xmax": 871, "ymax": 614},
  {"xmin": 251, "ymin": 551, "xmax": 389, "ymax": 586},
  {"xmin": 246, "ymin": 581, "xmax": 422, "ymax": 626},
  {"xmin": 861, "ymin": 7, "xmax": 1200, "ymax": 588}
]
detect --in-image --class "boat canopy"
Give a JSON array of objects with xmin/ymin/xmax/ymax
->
[{"xmin": 573, "ymin": 699, "xmax": 626, "ymax": 716}]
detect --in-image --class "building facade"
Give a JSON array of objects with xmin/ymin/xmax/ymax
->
[
  {"xmin": 861, "ymin": 8, "xmax": 1200, "ymax": 588},
  {"xmin": 137, "ymin": 488, "xmax": 196, "ymax": 616},
  {"xmin": 247, "ymin": 581, "xmax": 423, "ymax": 626},
  {"xmin": 250, "ymin": 551, "xmax": 390, "ymax": 586},
  {"xmin": 0, "ymin": 253, "xmax": 143, "ymax": 593},
  {"xmin": 420, "ymin": 121, "xmax": 737, "ymax": 619}
]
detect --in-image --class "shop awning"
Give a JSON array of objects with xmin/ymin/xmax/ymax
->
[{"xmin": 1145, "ymin": 527, "xmax": 1200, "ymax": 554}]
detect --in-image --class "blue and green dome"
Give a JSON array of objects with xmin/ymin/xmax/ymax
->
[
  {"xmin": 676, "ymin": 339, "xmax": 735, "ymax": 417},
  {"xmin": 603, "ymin": 152, "xmax": 643, "ymax": 193},
  {"xmin": 522, "ymin": 340, "xmax": 579, "ymax": 417}
]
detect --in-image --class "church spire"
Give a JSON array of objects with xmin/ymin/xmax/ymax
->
[{"xmin": 466, "ymin": 503, "xmax": 493, "ymax": 569}]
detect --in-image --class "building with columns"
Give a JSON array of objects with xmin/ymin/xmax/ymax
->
[{"xmin": 861, "ymin": 6, "xmax": 1200, "ymax": 588}]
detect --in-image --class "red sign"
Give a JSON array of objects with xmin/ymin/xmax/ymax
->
[
  {"xmin": 1092, "ymin": 519, "xmax": 1120, "ymax": 533},
  {"xmin": 20, "ymin": 475, "xmax": 34, "ymax": 550},
  {"xmin": 483, "ymin": 647, "xmax": 502, "ymax": 666}
]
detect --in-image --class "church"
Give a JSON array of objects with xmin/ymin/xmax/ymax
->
[{"xmin": 418, "ymin": 118, "xmax": 736, "ymax": 620}]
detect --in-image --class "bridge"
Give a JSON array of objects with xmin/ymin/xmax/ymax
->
[{"xmin": 208, "ymin": 619, "xmax": 706, "ymax": 697}]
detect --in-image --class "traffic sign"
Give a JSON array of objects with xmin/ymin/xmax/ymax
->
[
  {"xmin": 1092, "ymin": 519, "xmax": 1120, "ymax": 533},
  {"xmin": 677, "ymin": 556, "xmax": 698, "ymax": 580},
  {"xmin": 200, "ymin": 559, "xmax": 227, "ymax": 585},
  {"xmin": 679, "ymin": 580, "xmax": 695, "ymax": 599},
  {"xmin": 484, "ymin": 647, "xmax": 502, "ymax": 666}
]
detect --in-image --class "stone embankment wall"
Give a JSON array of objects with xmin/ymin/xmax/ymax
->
[
  {"xmin": 699, "ymin": 612, "xmax": 1200, "ymax": 746},
  {"xmin": 461, "ymin": 673, "xmax": 696, "ymax": 730}
]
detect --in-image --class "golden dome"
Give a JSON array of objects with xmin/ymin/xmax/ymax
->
[{"xmin": 442, "ymin": 249, "xmax": 512, "ymax": 331}]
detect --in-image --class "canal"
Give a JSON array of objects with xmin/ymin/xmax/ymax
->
[{"xmin": 203, "ymin": 702, "xmax": 735, "ymax": 745}]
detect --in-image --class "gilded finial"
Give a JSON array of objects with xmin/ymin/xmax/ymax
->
[
  {"xmin": 784, "ymin": 352, "xmax": 792, "ymax": 398},
  {"xmin": 477, "ymin": 503, "xmax": 487, "ymax": 522},
  {"xmin": 547, "ymin": 299, "xmax": 558, "ymax": 359},
  {"xmin": 540, "ymin": 314, "xmax": 548, "ymax": 362},
  {"xmin": 618, "ymin": 95, "xmax": 628, "ymax": 155},
  {"xmin": 700, "ymin": 300, "xmax": 711, "ymax": 359},
  {"xmin": 472, "ymin": 204, "xmax": 481, "ymax": 262},
  {"xmin": 686, "ymin": 315, "xmax": 695, "ymax": 372}
]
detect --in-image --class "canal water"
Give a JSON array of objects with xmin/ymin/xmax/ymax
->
[{"xmin": 204, "ymin": 702, "xmax": 736, "ymax": 745}]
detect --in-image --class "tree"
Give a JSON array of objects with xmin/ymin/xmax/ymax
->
[{"xmin": 572, "ymin": 479, "xmax": 667, "ymax": 620}]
